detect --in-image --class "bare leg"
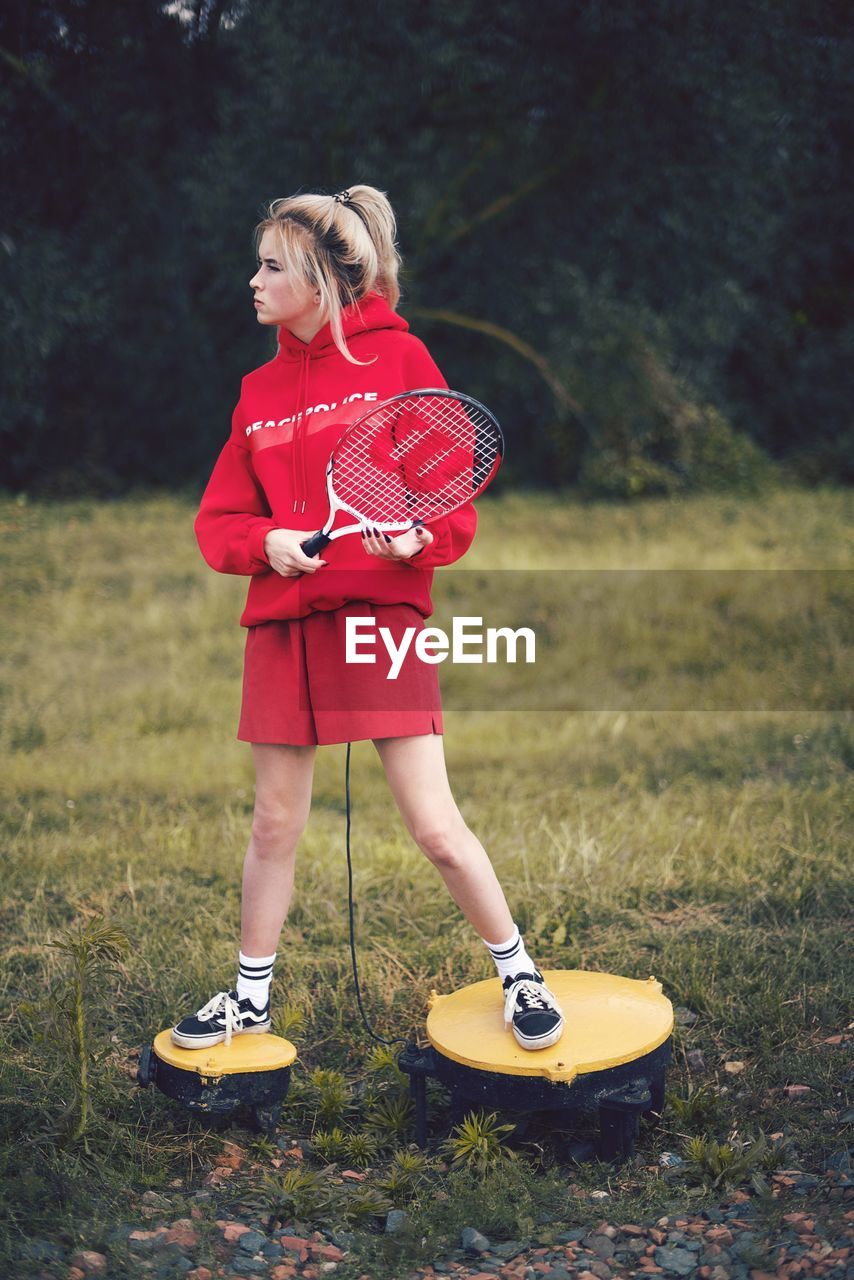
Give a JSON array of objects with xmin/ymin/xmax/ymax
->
[
  {"xmin": 240, "ymin": 743, "xmax": 316, "ymax": 956},
  {"xmin": 373, "ymin": 733, "xmax": 514, "ymax": 944}
]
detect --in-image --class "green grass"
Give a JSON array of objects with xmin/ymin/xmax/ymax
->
[{"xmin": 1, "ymin": 485, "xmax": 851, "ymax": 1274}]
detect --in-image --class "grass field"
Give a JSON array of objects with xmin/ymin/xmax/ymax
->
[{"xmin": 1, "ymin": 486, "xmax": 851, "ymax": 1275}]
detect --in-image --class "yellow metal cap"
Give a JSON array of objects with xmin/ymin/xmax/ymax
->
[
  {"xmin": 153, "ymin": 1029, "xmax": 297, "ymax": 1078},
  {"xmin": 426, "ymin": 969, "xmax": 673, "ymax": 1084}
]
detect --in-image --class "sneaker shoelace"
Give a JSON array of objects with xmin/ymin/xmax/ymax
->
[
  {"xmin": 195, "ymin": 990, "xmax": 242, "ymax": 1046},
  {"xmin": 503, "ymin": 976, "xmax": 561, "ymax": 1028}
]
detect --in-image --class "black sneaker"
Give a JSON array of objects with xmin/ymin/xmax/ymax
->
[
  {"xmin": 502, "ymin": 970, "xmax": 564, "ymax": 1050},
  {"xmin": 171, "ymin": 989, "xmax": 271, "ymax": 1050}
]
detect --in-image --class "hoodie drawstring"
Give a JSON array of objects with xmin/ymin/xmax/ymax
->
[{"xmin": 293, "ymin": 350, "xmax": 310, "ymax": 515}]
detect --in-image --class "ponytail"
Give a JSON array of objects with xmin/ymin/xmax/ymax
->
[{"xmin": 254, "ymin": 184, "xmax": 402, "ymax": 364}]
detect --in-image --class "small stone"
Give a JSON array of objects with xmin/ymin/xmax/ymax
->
[
  {"xmin": 164, "ymin": 1220, "xmax": 199, "ymax": 1250},
  {"xmin": 687, "ymin": 1049, "xmax": 707, "ymax": 1072},
  {"xmin": 310, "ymin": 1243, "xmax": 344, "ymax": 1261},
  {"xmin": 383, "ymin": 1209, "xmax": 408, "ymax": 1235},
  {"xmin": 706, "ymin": 1228, "xmax": 734, "ymax": 1246},
  {"xmin": 461, "ymin": 1227, "xmax": 491, "ymax": 1253},
  {"xmin": 238, "ymin": 1229, "xmax": 267, "ymax": 1254},
  {"xmin": 221, "ymin": 1222, "xmax": 252, "ymax": 1243},
  {"xmin": 700, "ymin": 1244, "xmax": 731, "ymax": 1265},
  {"xmin": 588, "ymin": 1262, "xmax": 612, "ymax": 1279},
  {"xmin": 129, "ymin": 1230, "xmax": 168, "ymax": 1253},
  {"xmin": 654, "ymin": 1245, "xmax": 697, "ymax": 1275},
  {"xmin": 278, "ymin": 1234, "xmax": 310, "ymax": 1257},
  {"xmin": 583, "ymin": 1234, "xmax": 616, "ymax": 1259},
  {"xmin": 142, "ymin": 1191, "xmax": 172, "ymax": 1208},
  {"xmin": 733, "ymin": 1232, "xmax": 758, "ymax": 1260},
  {"xmin": 187, "ymin": 1270, "xmax": 213, "ymax": 1280},
  {"xmin": 153, "ymin": 1241, "xmax": 185, "ymax": 1267},
  {"xmin": 724, "ymin": 1060, "xmax": 746, "ymax": 1074},
  {"xmin": 675, "ymin": 1007, "xmax": 699, "ymax": 1027},
  {"xmin": 230, "ymin": 1258, "xmax": 267, "ymax": 1275},
  {"xmin": 492, "ymin": 1240, "xmax": 525, "ymax": 1258},
  {"xmin": 68, "ymin": 1270, "xmax": 86, "ymax": 1280},
  {"xmin": 160, "ymin": 1257, "xmax": 193, "ymax": 1276},
  {"xmin": 68, "ymin": 1253, "xmax": 108, "ymax": 1276},
  {"xmin": 785, "ymin": 1084, "xmax": 812, "ymax": 1099}
]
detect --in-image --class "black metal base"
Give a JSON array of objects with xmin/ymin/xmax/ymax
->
[
  {"xmin": 137, "ymin": 1044, "xmax": 292, "ymax": 1139},
  {"xmin": 398, "ymin": 1038, "xmax": 670, "ymax": 1162}
]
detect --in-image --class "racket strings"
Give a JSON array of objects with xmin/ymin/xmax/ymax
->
[{"xmin": 333, "ymin": 395, "xmax": 500, "ymax": 524}]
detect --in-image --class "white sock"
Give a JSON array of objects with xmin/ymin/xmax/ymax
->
[
  {"xmin": 236, "ymin": 950, "xmax": 276, "ymax": 1010},
  {"xmin": 483, "ymin": 925, "xmax": 538, "ymax": 983}
]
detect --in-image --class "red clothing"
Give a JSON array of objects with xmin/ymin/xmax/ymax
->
[
  {"xmin": 194, "ymin": 293, "xmax": 477, "ymax": 625},
  {"xmin": 237, "ymin": 605, "xmax": 443, "ymax": 746}
]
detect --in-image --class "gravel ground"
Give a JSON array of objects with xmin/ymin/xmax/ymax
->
[{"xmin": 21, "ymin": 1163, "xmax": 851, "ymax": 1280}]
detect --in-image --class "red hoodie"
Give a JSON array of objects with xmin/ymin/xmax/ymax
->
[{"xmin": 194, "ymin": 293, "xmax": 477, "ymax": 626}]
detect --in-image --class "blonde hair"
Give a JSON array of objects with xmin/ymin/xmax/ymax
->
[{"xmin": 254, "ymin": 184, "xmax": 402, "ymax": 364}]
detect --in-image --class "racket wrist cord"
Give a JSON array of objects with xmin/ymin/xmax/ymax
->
[{"xmin": 344, "ymin": 741, "xmax": 409, "ymax": 1050}]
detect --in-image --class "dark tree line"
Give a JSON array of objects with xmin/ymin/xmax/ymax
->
[{"xmin": 1, "ymin": 0, "xmax": 850, "ymax": 496}]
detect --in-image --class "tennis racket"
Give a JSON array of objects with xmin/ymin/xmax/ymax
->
[{"xmin": 300, "ymin": 388, "xmax": 504, "ymax": 558}]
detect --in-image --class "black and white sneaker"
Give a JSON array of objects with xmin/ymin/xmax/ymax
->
[
  {"xmin": 502, "ymin": 970, "xmax": 564, "ymax": 1051},
  {"xmin": 171, "ymin": 989, "xmax": 271, "ymax": 1050}
]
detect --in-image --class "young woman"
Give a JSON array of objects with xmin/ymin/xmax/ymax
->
[{"xmin": 171, "ymin": 185, "xmax": 564, "ymax": 1054}]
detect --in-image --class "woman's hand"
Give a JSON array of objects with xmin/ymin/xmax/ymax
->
[
  {"xmin": 361, "ymin": 523, "xmax": 434, "ymax": 561},
  {"xmin": 264, "ymin": 529, "xmax": 327, "ymax": 577}
]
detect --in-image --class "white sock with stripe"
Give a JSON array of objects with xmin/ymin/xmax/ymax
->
[
  {"xmin": 236, "ymin": 950, "xmax": 276, "ymax": 1011},
  {"xmin": 483, "ymin": 925, "xmax": 537, "ymax": 983}
]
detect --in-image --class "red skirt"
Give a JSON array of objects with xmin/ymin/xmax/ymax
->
[{"xmin": 237, "ymin": 602, "xmax": 444, "ymax": 746}]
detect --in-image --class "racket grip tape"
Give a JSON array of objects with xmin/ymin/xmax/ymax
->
[{"xmin": 301, "ymin": 530, "xmax": 331, "ymax": 557}]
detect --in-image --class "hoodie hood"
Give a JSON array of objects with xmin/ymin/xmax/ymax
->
[
  {"xmin": 276, "ymin": 291, "xmax": 409, "ymax": 361},
  {"xmin": 276, "ymin": 293, "xmax": 409, "ymax": 509}
]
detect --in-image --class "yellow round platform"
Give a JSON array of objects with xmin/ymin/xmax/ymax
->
[
  {"xmin": 153, "ymin": 1030, "xmax": 297, "ymax": 1079},
  {"xmin": 426, "ymin": 970, "xmax": 672, "ymax": 1084}
]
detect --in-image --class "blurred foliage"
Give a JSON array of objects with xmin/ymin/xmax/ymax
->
[{"xmin": 0, "ymin": 0, "xmax": 850, "ymax": 496}]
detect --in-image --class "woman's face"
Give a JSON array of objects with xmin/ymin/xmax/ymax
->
[{"xmin": 250, "ymin": 229, "xmax": 320, "ymax": 334}]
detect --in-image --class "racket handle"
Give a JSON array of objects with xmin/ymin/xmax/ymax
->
[{"xmin": 301, "ymin": 530, "xmax": 331, "ymax": 557}]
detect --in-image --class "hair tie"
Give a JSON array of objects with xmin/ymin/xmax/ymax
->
[{"xmin": 333, "ymin": 189, "xmax": 352, "ymax": 204}]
